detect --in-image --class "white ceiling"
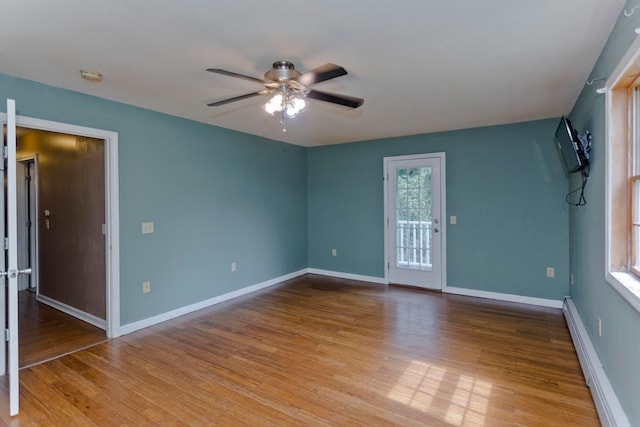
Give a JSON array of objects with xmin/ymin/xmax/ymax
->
[{"xmin": 0, "ymin": 1, "xmax": 626, "ymax": 147}]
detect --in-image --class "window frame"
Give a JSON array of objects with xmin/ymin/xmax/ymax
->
[
  {"xmin": 630, "ymin": 88, "xmax": 640, "ymax": 276},
  {"xmin": 604, "ymin": 36, "xmax": 640, "ymax": 313},
  {"xmin": 631, "ymin": 168, "xmax": 640, "ymax": 276}
]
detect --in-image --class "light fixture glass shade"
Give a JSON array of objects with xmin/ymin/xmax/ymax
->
[
  {"xmin": 263, "ymin": 91, "xmax": 307, "ymax": 118},
  {"xmin": 285, "ymin": 97, "xmax": 307, "ymax": 118},
  {"xmin": 264, "ymin": 93, "xmax": 284, "ymax": 115}
]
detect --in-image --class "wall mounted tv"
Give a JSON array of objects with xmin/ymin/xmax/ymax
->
[{"xmin": 554, "ymin": 115, "xmax": 590, "ymax": 174}]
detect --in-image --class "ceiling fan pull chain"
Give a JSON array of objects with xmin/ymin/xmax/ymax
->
[{"xmin": 281, "ymin": 109, "xmax": 287, "ymax": 132}]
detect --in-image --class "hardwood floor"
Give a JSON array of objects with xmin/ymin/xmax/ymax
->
[
  {"xmin": 0, "ymin": 275, "xmax": 598, "ymax": 426},
  {"xmin": 18, "ymin": 290, "xmax": 107, "ymax": 368}
]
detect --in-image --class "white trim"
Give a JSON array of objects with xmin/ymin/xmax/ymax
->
[
  {"xmin": 0, "ymin": 114, "xmax": 121, "ymax": 338},
  {"xmin": 383, "ymin": 161, "xmax": 389, "ymax": 284},
  {"xmin": 119, "ymin": 269, "xmax": 307, "ymax": 335},
  {"xmin": 607, "ymin": 272, "xmax": 640, "ymax": 313},
  {"xmin": 441, "ymin": 157, "xmax": 447, "ymax": 291},
  {"xmin": 603, "ymin": 34, "xmax": 640, "ymax": 315},
  {"xmin": 383, "ymin": 152, "xmax": 446, "ymax": 290},
  {"xmin": 307, "ymin": 269, "xmax": 564, "ymax": 308},
  {"xmin": 306, "ymin": 268, "xmax": 387, "ymax": 285},
  {"xmin": 444, "ymin": 286, "xmax": 564, "ymax": 309},
  {"xmin": 37, "ymin": 294, "xmax": 106, "ymax": 330},
  {"xmin": 563, "ymin": 298, "xmax": 630, "ymax": 427},
  {"xmin": 605, "ymin": 34, "xmax": 640, "ymax": 91}
]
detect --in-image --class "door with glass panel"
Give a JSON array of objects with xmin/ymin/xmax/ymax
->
[{"xmin": 385, "ymin": 154, "xmax": 444, "ymax": 289}]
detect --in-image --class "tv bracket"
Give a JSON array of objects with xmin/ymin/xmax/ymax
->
[
  {"xmin": 577, "ymin": 131, "xmax": 592, "ymax": 176},
  {"xmin": 577, "ymin": 131, "xmax": 592, "ymax": 160}
]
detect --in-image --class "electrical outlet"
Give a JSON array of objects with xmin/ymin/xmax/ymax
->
[
  {"xmin": 546, "ymin": 267, "xmax": 555, "ymax": 278},
  {"xmin": 142, "ymin": 281, "xmax": 151, "ymax": 294},
  {"xmin": 231, "ymin": 262, "xmax": 237, "ymax": 272},
  {"xmin": 142, "ymin": 222, "xmax": 154, "ymax": 234},
  {"xmin": 597, "ymin": 317, "xmax": 602, "ymax": 337},
  {"xmin": 332, "ymin": 248, "xmax": 337, "ymax": 256}
]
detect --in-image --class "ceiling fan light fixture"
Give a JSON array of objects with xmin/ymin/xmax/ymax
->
[
  {"xmin": 207, "ymin": 60, "xmax": 362, "ymax": 132},
  {"xmin": 285, "ymin": 97, "xmax": 307, "ymax": 118},
  {"xmin": 263, "ymin": 92, "xmax": 307, "ymax": 118}
]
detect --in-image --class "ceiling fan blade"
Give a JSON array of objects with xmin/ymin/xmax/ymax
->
[
  {"xmin": 306, "ymin": 89, "xmax": 364, "ymax": 108},
  {"xmin": 295, "ymin": 63, "xmax": 348, "ymax": 86},
  {"xmin": 207, "ymin": 90, "xmax": 269, "ymax": 107},
  {"xmin": 206, "ymin": 68, "xmax": 266, "ymax": 85}
]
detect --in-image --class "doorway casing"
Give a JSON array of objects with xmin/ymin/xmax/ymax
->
[{"xmin": 7, "ymin": 114, "xmax": 121, "ymax": 338}]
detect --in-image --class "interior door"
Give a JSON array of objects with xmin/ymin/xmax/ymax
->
[
  {"xmin": 385, "ymin": 153, "xmax": 445, "ymax": 290},
  {"xmin": 2, "ymin": 99, "xmax": 25, "ymax": 416}
]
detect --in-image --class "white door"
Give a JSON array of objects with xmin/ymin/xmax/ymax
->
[
  {"xmin": 385, "ymin": 153, "xmax": 445, "ymax": 290},
  {"xmin": 2, "ymin": 99, "xmax": 27, "ymax": 416}
]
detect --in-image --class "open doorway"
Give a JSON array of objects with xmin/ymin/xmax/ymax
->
[
  {"xmin": 18, "ymin": 129, "xmax": 107, "ymax": 320},
  {"xmin": 16, "ymin": 128, "xmax": 106, "ymax": 367},
  {"xmin": 16, "ymin": 157, "xmax": 37, "ymax": 293},
  {"xmin": 12, "ymin": 124, "xmax": 118, "ymax": 366}
]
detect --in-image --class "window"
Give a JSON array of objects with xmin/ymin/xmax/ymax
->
[
  {"xmin": 605, "ymin": 38, "xmax": 640, "ymax": 313},
  {"xmin": 633, "ymin": 88, "xmax": 640, "ymax": 276}
]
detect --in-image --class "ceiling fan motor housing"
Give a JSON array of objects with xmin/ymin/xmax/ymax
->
[{"xmin": 264, "ymin": 61, "xmax": 301, "ymax": 82}]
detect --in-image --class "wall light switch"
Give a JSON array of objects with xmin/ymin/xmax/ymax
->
[
  {"xmin": 332, "ymin": 248, "xmax": 337, "ymax": 256},
  {"xmin": 450, "ymin": 216, "xmax": 457, "ymax": 225},
  {"xmin": 142, "ymin": 222, "xmax": 154, "ymax": 234},
  {"xmin": 546, "ymin": 267, "xmax": 555, "ymax": 278}
]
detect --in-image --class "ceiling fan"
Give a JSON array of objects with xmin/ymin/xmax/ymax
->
[{"xmin": 206, "ymin": 61, "xmax": 364, "ymax": 120}]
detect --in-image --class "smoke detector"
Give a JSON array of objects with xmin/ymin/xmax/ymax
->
[{"xmin": 80, "ymin": 69, "xmax": 103, "ymax": 83}]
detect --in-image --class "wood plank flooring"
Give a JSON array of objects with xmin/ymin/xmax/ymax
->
[
  {"xmin": 0, "ymin": 275, "xmax": 598, "ymax": 426},
  {"xmin": 18, "ymin": 290, "xmax": 108, "ymax": 368}
]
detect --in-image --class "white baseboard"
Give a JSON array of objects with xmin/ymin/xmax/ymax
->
[
  {"xmin": 304, "ymin": 272, "xmax": 563, "ymax": 309},
  {"xmin": 306, "ymin": 268, "xmax": 387, "ymax": 285},
  {"xmin": 563, "ymin": 298, "xmax": 630, "ymax": 427},
  {"xmin": 443, "ymin": 286, "xmax": 564, "ymax": 309},
  {"xmin": 37, "ymin": 294, "xmax": 106, "ymax": 330},
  {"xmin": 118, "ymin": 269, "xmax": 307, "ymax": 336}
]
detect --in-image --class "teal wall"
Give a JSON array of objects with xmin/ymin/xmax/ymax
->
[
  {"xmin": 0, "ymin": 74, "xmax": 308, "ymax": 325},
  {"xmin": 568, "ymin": 2, "xmax": 640, "ymax": 423},
  {"xmin": 6, "ymin": 15, "xmax": 634, "ymax": 418},
  {"xmin": 3, "ymin": 6, "xmax": 637, "ymax": 419},
  {"xmin": 308, "ymin": 119, "xmax": 571, "ymax": 301}
]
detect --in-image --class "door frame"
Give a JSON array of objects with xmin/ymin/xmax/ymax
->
[
  {"xmin": 16, "ymin": 155, "xmax": 39, "ymax": 292},
  {"xmin": 383, "ymin": 152, "xmax": 447, "ymax": 289},
  {"xmin": 1, "ymin": 113, "xmax": 121, "ymax": 338}
]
